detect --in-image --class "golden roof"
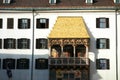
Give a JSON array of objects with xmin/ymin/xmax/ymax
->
[{"xmin": 48, "ymin": 16, "xmax": 90, "ymax": 38}]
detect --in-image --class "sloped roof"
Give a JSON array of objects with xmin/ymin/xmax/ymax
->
[
  {"xmin": 48, "ymin": 16, "xmax": 90, "ymax": 38},
  {"xmin": 0, "ymin": 0, "xmax": 118, "ymax": 10}
]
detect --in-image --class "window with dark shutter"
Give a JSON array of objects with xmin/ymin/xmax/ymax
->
[
  {"xmin": 0, "ymin": 39, "xmax": 2, "ymax": 49},
  {"xmin": 0, "ymin": 19, "xmax": 3, "ymax": 29},
  {"xmin": 4, "ymin": 38, "xmax": 16, "ymax": 49},
  {"xmin": 96, "ymin": 59, "xmax": 110, "ymax": 70},
  {"xmin": 3, "ymin": 58, "xmax": 16, "ymax": 69},
  {"xmin": 17, "ymin": 58, "xmax": 29, "ymax": 69},
  {"xmin": 7, "ymin": 18, "xmax": 14, "ymax": 29},
  {"xmin": 36, "ymin": 38, "xmax": 48, "ymax": 49},
  {"xmin": 17, "ymin": 38, "xmax": 30, "ymax": 49},
  {"xmin": 96, "ymin": 38, "xmax": 109, "ymax": 49},
  {"xmin": 18, "ymin": 19, "xmax": 30, "ymax": 29},
  {"xmin": 36, "ymin": 18, "xmax": 49, "ymax": 29},
  {"xmin": 35, "ymin": 58, "xmax": 48, "ymax": 69},
  {"xmin": 96, "ymin": 18, "xmax": 109, "ymax": 28}
]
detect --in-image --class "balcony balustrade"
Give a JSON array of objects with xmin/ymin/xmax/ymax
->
[{"xmin": 49, "ymin": 57, "xmax": 89, "ymax": 65}]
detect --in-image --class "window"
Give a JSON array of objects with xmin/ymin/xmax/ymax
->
[
  {"xmin": 36, "ymin": 38, "xmax": 48, "ymax": 49},
  {"xmin": 116, "ymin": 0, "xmax": 120, "ymax": 3},
  {"xmin": 36, "ymin": 18, "xmax": 49, "ymax": 28},
  {"xmin": 17, "ymin": 38, "xmax": 30, "ymax": 49},
  {"xmin": 7, "ymin": 18, "xmax": 14, "ymax": 29},
  {"xmin": 3, "ymin": 0, "xmax": 11, "ymax": 4},
  {"xmin": 35, "ymin": 58, "xmax": 48, "ymax": 69},
  {"xmin": 96, "ymin": 38, "xmax": 109, "ymax": 49},
  {"xmin": 17, "ymin": 58, "xmax": 29, "ymax": 69},
  {"xmin": 0, "ymin": 39, "xmax": 2, "ymax": 49},
  {"xmin": 3, "ymin": 58, "xmax": 16, "ymax": 69},
  {"xmin": 49, "ymin": 0, "xmax": 56, "ymax": 4},
  {"xmin": 96, "ymin": 59, "xmax": 110, "ymax": 69},
  {"xmin": 96, "ymin": 18, "xmax": 109, "ymax": 28},
  {"xmin": 4, "ymin": 38, "xmax": 16, "ymax": 49},
  {"xmin": 0, "ymin": 19, "xmax": 3, "ymax": 29},
  {"xmin": 18, "ymin": 19, "xmax": 30, "ymax": 29}
]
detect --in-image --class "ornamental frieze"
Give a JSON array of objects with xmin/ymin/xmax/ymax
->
[{"xmin": 48, "ymin": 38, "xmax": 89, "ymax": 46}]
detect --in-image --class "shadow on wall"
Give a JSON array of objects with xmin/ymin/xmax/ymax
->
[
  {"xmin": 84, "ymin": 19, "xmax": 102, "ymax": 80},
  {"xmin": 0, "ymin": 53, "xmax": 49, "ymax": 80}
]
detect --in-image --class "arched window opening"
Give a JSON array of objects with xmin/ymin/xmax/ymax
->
[
  {"xmin": 63, "ymin": 45, "xmax": 74, "ymax": 57},
  {"xmin": 75, "ymin": 45, "xmax": 86, "ymax": 57},
  {"xmin": 51, "ymin": 45, "xmax": 61, "ymax": 58}
]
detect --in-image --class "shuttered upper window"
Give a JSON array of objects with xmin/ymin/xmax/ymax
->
[
  {"xmin": 18, "ymin": 19, "xmax": 30, "ymax": 29},
  {"xmin": 96, "ymin": 38, "xmax": 110, "ymax": 49},
  {"xmin": 36, "ymin": 18, "xmax": 49, "ymax": 28},
  {"xmin": 17, "ymin": 38, "xmax": 30, "ymax": 49},
  {"xmin": 0, "ymin": 19, "xmax": 3, "ymax": 29},
  {"xmin": 36, "ymin": 38, "xmax": 48, "ymax": 49},
  {"xmin": 4, "ymin": 38, "xmax": 16, "ymax": 49},
  {"xmin": 96, "ymin": 18, "xmax": 109, "ymax": 28},
  {"xmin": 7, "ymin": 18, "xmax": 14, "ymax": 29}
]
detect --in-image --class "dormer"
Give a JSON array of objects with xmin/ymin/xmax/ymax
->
[
  {"xmin": 3, "ymin": 0, "xmax": 11, "ymax": 4},
  {"xmin": 86, "ymin": 0, "xmax": 93, "ymax": 4},
  {"xmin": 49, "ymin": 0, "xmax": 56, "ymax": 5},
  {"xmin": 114, "ymin": 0, "xmax": 120, "ymax": 3}
]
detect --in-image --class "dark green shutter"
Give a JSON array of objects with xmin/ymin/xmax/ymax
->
[
  {"xmin": 106, "ymin": 18, "xmax": 109, "ymax": 28},
  {"xmin": 7, "ymin": 18, "xmax": 14, "ymax": 29},
  {"xmin": 46, "ymin": 19, "xmax": 49, "ymax": 28},
  {"xmin": 36, "ymin": 19, "xmax": 40, "ymax": 28},
  {"xmin": 106, "ymin": 39, "xmax": 109, "ymax": 49},
  {"xmin": 0, "ymin": 19, "xmax": 3, "ymax": 28},
  {"xmin": 18, "ymin": 19, "xmax": 22, "ymax": 29},
  {"xmin": 96, "ymin": 18, "xmax": 100, "ymax": 28},
  {"xmin": 28, "ymin": 19, "xmax": 30, "ymax": 28},
  {"xmin": 96, "ymin": 39, "xmax": 100, "ymax": 49}
]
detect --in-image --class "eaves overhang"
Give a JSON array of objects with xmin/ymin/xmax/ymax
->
[{"xmin": 0, "ymin": 6, "xmax": 118, "ymax": 11}]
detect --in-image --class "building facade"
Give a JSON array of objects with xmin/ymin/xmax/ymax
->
[{"xmin": 0, "ymin": 0, "xmax": 120, "ymax": 80}]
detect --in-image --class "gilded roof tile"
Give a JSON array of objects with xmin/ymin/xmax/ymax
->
[{"xmin": 48, "ymin": 16, "xmax": 90, "ymax": 38}]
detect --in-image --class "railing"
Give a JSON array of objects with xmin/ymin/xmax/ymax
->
[{"xmin": 49, "ymin": 58, "xmax": 89, "ymax": 65}]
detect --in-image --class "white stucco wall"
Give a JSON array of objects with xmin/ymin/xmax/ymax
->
[{"xmin": 0, "ymin": 10, "xmax": 118, "ymax": 80}]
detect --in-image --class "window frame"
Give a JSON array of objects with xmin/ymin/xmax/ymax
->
[
  {"xmin": 96, "ymin": 38, "xmax": 110, "ymax": 49},
  {"xmin": 4, "ymin": 38, "xmax": 16, "ymax": 49},
  {"xmin": 18, "ymin": 18, "xmax": 30, "ymax": 29},
  {"xmin": 17, "ymin": 58, "xmax": 29, "ymax": 69},
  {"xmin": 35, "ymin": 58, "xmax": 48, "ymax": 69},
  {"xmin": 36, "ymin": 18, "xmax": 49, "ymax": 29},
  {"xmin": 3, "ymin": 58, "xmax": 16, "ymax": 69},
  {"xmin": 17, "ymin": 38, "xmax": 30, "ymax": 49},
  {"xmin": 96, "ymin": 18, "xmax": 109, "ymax": 28},
  {"xmin": 96, "ymin": 58, "xmax": 110, "ymax": 70}
]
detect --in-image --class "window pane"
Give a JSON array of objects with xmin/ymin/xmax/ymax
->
[
  {"xmin": 0, "ymin": 39, "xmax": 2, "ymax": 49},
  {"xmin": 99, "ymin": 39, "xmax": 106, "ymax": 49}
]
